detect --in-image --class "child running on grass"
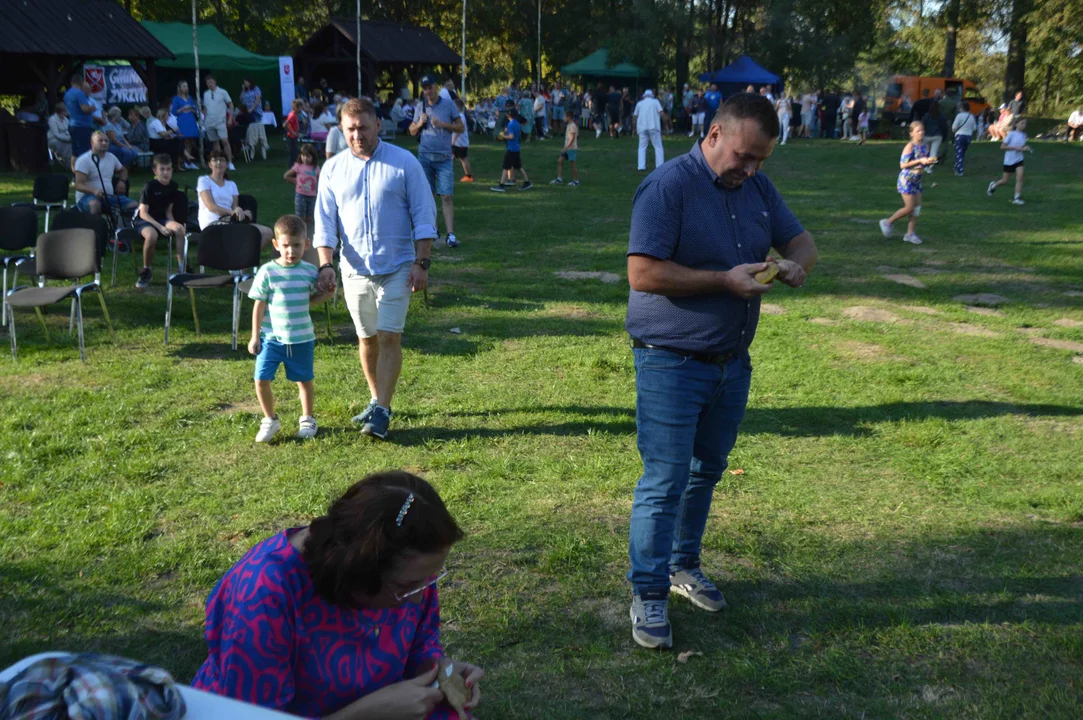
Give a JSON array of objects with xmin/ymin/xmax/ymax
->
[
  {"xmin": 857, "ymin": 108, "xmax": 869, "ymax": 145},
  {"xmin": 879, "ymin": 121, "xmax": 937, "ymax": 245},
  {"xmin": 490, "ymin": 108, "xmax": 532, "ymax": 192},
  {"xmin": 284, "ymin": 143, "xmax": 320, "ymax": 238},
  {"xmin": 452, "ymin": 98, "xmax": 473, "ymax": 182},
  {"xmin": 550, "ymin": 108, "xmax": 580, "ymax": 186},
  {"xmin": 247, "ymin": 214, "xmax": 332, "ymax": 443},
  {"xmin": 987, "ymin": 117, "xmax": 1032, "ymax": 205}
]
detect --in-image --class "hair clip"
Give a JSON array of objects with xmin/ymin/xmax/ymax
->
[{"xmin": 396, "ymin": 493, "xmax": 415, "ymax": 527}]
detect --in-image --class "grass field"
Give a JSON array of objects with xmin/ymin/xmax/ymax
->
[{"xmin": 1, "ymin": 130, "xmax": 1082, "ymax": 719}]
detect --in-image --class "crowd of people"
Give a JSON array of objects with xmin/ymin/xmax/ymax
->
[{"xmin": 7, "ymin": 49, "xmax": 1080, "ymax": 717}]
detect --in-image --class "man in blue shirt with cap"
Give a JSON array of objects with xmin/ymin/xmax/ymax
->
[
  {"xmin": 410, "ymin": 75, "xmax": 465, "ymax": 248},
  {"xmin": 624, "ymin": 93, "xmax": 819, "ymax": 650}
]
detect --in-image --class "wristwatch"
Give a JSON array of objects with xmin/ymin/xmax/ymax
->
[
  {"xmin": 318, "ymin": 263, "xmax": 334, "ymax": 272},
  {"xmin": 414, "ymin": 258, "xmax": 431, "ymax": 271}
]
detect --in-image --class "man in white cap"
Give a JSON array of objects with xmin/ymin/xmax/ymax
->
[{"xmin": 633, "ymin": 89, "xmax": 664, "ymax": 172}]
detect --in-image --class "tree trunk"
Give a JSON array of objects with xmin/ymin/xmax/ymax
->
[
  {"xmin": 719, "ymin": 0, "xmax": 731, "ymax": 68},
  {"xmin": 1002, "ymin": 0, "xmax": 1031, "ymax": 102},
  {"xmin": 942, "ymin": 0, "xmax": 960, "ymax": 77}
]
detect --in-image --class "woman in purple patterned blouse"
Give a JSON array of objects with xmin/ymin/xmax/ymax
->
[{"xmin": 192, "ymin": 471, "xmax": 483, "ymax": 719}]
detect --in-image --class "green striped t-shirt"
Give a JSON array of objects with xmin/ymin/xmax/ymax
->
[{"xmin": 248, "ymin": 259, "xmax": 319, "ymax": 345}]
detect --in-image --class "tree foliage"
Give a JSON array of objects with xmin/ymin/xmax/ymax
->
[{"xmin": 122, "ymin": 0, "xmax": 1082, "ymax": 113}]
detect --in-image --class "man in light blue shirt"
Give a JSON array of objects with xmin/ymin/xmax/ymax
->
[
  {"xmin": 64, "ymin": 73, "xmax": 96, "ymax": 158},
  {"xmin": 409, "ymin": 75, "xmax": 464, "ymax": 248},
  {"xmin": 314, "ymin": 98, "xmax": 436, "ymax": 440}
]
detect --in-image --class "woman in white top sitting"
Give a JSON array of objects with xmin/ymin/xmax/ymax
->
[
  {"xmin": 146, "ymin": 107, "xmax": 195, "ymax": 171},
  {"xmin": 47, "ymin": 102, "xmax": 72, "ymax": 167},
  {"xmin": 197, "ymin": 150, "xmax": 272, "ymax": 247},
  {"xmin": 950, "ymin": 101, "xmax": 978, "ymax": 176}
]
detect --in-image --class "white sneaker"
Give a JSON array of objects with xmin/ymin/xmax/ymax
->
[
  {"xmin": 228, "ymin": 162, "xmax": 236, "ymax": 171},
  {"xmin": 298, "ymin": 415, "xmax": 318, "ymax": 439},
  {"xmin": 987, "ymin": 181, "xmax": 996, "ymax": 196},
  {"xmin": 878, "ymin": 219, "xmax": 892, "ymax": 238},
  {"xmin": 903, "ymin": 233, "xmax": 923, "ymax": 245},
  {"xmin": 687, "ymin": 131, "xmax": 694, "ymax": 137},
  {"xmin": 1012, "ymin": 197, "xmax": 1025, "ymax": 205},
  {"xmin": 255, "ymin": 416, "xmax": 281, "ymax": 443}
]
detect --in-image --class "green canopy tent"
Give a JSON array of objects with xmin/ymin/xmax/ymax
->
[
  {"xmin": 561, "ymin": 49, "xmax": 650, "ymax": 93},
  {"xmin": 140, "ymin": 21, "xmax": 281, "ymax": 115}
]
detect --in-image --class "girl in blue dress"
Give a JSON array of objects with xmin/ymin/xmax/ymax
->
[{"xmin": 879, "ymin": 121, "xmax": 937, "ymax": 245}]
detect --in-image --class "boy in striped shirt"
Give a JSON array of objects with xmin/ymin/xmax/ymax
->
[{"xmin": 247, "ymin": 215, "xmax": 331, "ymax": 442}]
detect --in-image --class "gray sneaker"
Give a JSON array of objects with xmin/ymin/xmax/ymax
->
[
  {"xmin": 630, "ymin": 590, "xmax": 672, "ymax": 649},
  {"xmin": 670, "ymin": 567, "xmax": 727, "ymax": 612},
  {"xmin": 351, "ymin": 400, "xmax": 378, "ymax": 426}
]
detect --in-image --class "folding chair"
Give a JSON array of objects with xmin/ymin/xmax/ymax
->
[
  {"xmin": 164, "ymin": 223, "xmax": 261, "ymax": 350},
  {"xmin": 0, "ymin": 207, "xmax": 40, "ymax": 328},
  {"xmin": 113, "ymin": 188, "xmax": 186, "ymax": 285},
  {"xmin": 10, "ymin": 174, "xmax": 70, "ymax": 232},
  {"xmin": 6, "ymin": 228, "xmax": 115, "ymax": 363}
]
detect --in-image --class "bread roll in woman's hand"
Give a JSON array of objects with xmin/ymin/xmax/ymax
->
[{"xmin": 436, "ymin": 658, "xmax": 470, "ymax": 720}]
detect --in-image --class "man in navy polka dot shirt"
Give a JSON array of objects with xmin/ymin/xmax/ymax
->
[{"xmin": 625, "ymin": 93, "xmax": 819, "ymax": 650}]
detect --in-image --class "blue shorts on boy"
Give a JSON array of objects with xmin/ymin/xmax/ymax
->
[{"xmin": 248, "ymin": 258, "xmax": 319, "ymax": 382}]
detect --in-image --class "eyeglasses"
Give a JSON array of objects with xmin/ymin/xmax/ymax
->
[{"xmin": 391, "ymin": 566, "xmax": 448, "ymax": 601}]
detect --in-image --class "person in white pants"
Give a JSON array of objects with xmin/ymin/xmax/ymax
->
[
  {"xmin": 634, "ymin": 89, "xmax": 664, "ymax": 171},
  {"xmin": 775, "ymin": 97, "xmax": 791, "ymax": 145}
]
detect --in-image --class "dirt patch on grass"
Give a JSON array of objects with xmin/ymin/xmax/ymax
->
[
  {"xmin": 1053, "ymin": 318, "xmax": 1083, "ymax": 329},
  {"xmin": 555, "ymin": 271, "xmax": 621, "ymax": 284},
  {"xmin": 882, "ymin": 274, "xmax": 927, "ymax": 289},
  {"xmin": 807, "ymin": 317, "xmax": 838, "ymax": 325},
  {"xmin": 901, "ymin": 305, "xmax": 941, "ymax": 316},
  {"xmin": 837, "ymin": 341, "xmax": 901, "ymax": 362},
  {"xmin": 544, "ymin": 303, "xmax": 599, "ymax": 320},
  {"xmin": 1030, "ymin": 337, "xmax": 1083, "ymax": 353},
  {"xmin": 946, "ymin": 323, "xmax": 1002, "ymax": 338},
  {"xmin": 912, "ymin": 247, "xmax": 937, "ymax": 254},
  {"xmin": 213, "ymin": 400, "xmax": 262, "ymax": 415},
  {"xmin": 761, "ymin": 303, "xmax": 786, "ymax": 315},
  {"xmin": 842, "ymin": 306, "xmax": 906, "ymax": 323}
]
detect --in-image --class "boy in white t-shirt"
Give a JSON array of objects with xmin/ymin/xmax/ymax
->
[
  {"xmin": 550, "ymin": 108, "xmax": 580, "ymax": 186},
  {"xmin": 987, "ymin": 118, "xmax": 1032, "ymax": 205},
  {"xmin": 451, "ymin": 98, "xmax": 473, "ymax": 182}
]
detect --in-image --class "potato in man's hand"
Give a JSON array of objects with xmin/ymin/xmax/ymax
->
[{"xmin": 754, "ymin": 262, "xmax": 779, "ymax": 285}]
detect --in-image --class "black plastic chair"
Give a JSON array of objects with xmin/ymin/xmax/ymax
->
[
  {"xmin": 164, "ymin": 223, "xmax": 262, "ymax": 350},
  {"xmin": 114, "ymin": 189, "xmax": 186, "ymax": 285},
  {"xmin": 0, "ymin": 207, "xmax": 40, "ymax": 329},
  {"xmin": 10, "ymin": 174, "xmax": 70, "ymax": 233},
  {"xmin": 6, "ymin": 228, "xmax": 115, "ymax": 362}
]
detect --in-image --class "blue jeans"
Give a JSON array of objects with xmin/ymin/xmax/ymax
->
[
  {"xmin": 954, "ymin": 134, "xmax": 971, "ymax": 174},
  {"xmin": 628, "ymin": 347, "xmax": 752, "ymax": 593},
  {"xmin": 418, "ymin": 152, "xmax": 454, "ymax": 196},
  {"xmin": 109, "ymin": 143, "xmax": 138, "ymax": 166}
]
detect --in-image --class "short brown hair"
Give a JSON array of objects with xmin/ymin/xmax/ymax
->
[
  {"xmin": 302, "ymin": 471, "xmax": 464, "ymax": 606},
  {"xmin": 152, "ymin": 153, "xmax": 173, "ymax": 169},
  {"xmin": 340, "ymin": 97, "xmax": 377, "ymax": 121},
  {"xmin": 273, "ymin": 214, "xmax": 307, "ymax": 239},
  {"xmin": 712, "ymin": 92, "xmax": 780, "ymax": 138}
]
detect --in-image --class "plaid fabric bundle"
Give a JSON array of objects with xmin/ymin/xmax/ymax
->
[{"xmin": 0, "ymin": 653, "xmax": 186, "ymax": 720}]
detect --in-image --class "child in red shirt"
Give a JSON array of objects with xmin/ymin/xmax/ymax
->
[{"xmin": 285, "ymin": 98, "xmax": 302, "ymax": 166}]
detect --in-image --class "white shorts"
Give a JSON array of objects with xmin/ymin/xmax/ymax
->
[
  {"xmin": 205, "ymin": 123, "xmax": 229, "ymax": 141},
  {"xmin": 342, "ymin": 262, "xmax": 412, "ymax": 338},
  {"xmin": 692, "ymin": 112, "xmax": 705, "ymax": 125}
]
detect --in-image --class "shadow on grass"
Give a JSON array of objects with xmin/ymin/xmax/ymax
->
[
  {"xmin": 166, "ymin": 341, "xmax": 251, "ymax": 361},
  {"xmin": 396, "ymin": 400, "xmax": 1083, "ymax": 443},
  {"xmin": 0, "ymin": 561, "xmax": 206, "ymax": 676}
]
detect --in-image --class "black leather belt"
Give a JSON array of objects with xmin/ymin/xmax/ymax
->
[{"xmin": 630, "ymin": 338, "xmax": 738, "ymax": 367}]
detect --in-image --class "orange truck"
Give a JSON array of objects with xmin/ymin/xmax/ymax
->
[{"xmin": 882, "ymin": 75, "xmax": 991, "ymax": 119}]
